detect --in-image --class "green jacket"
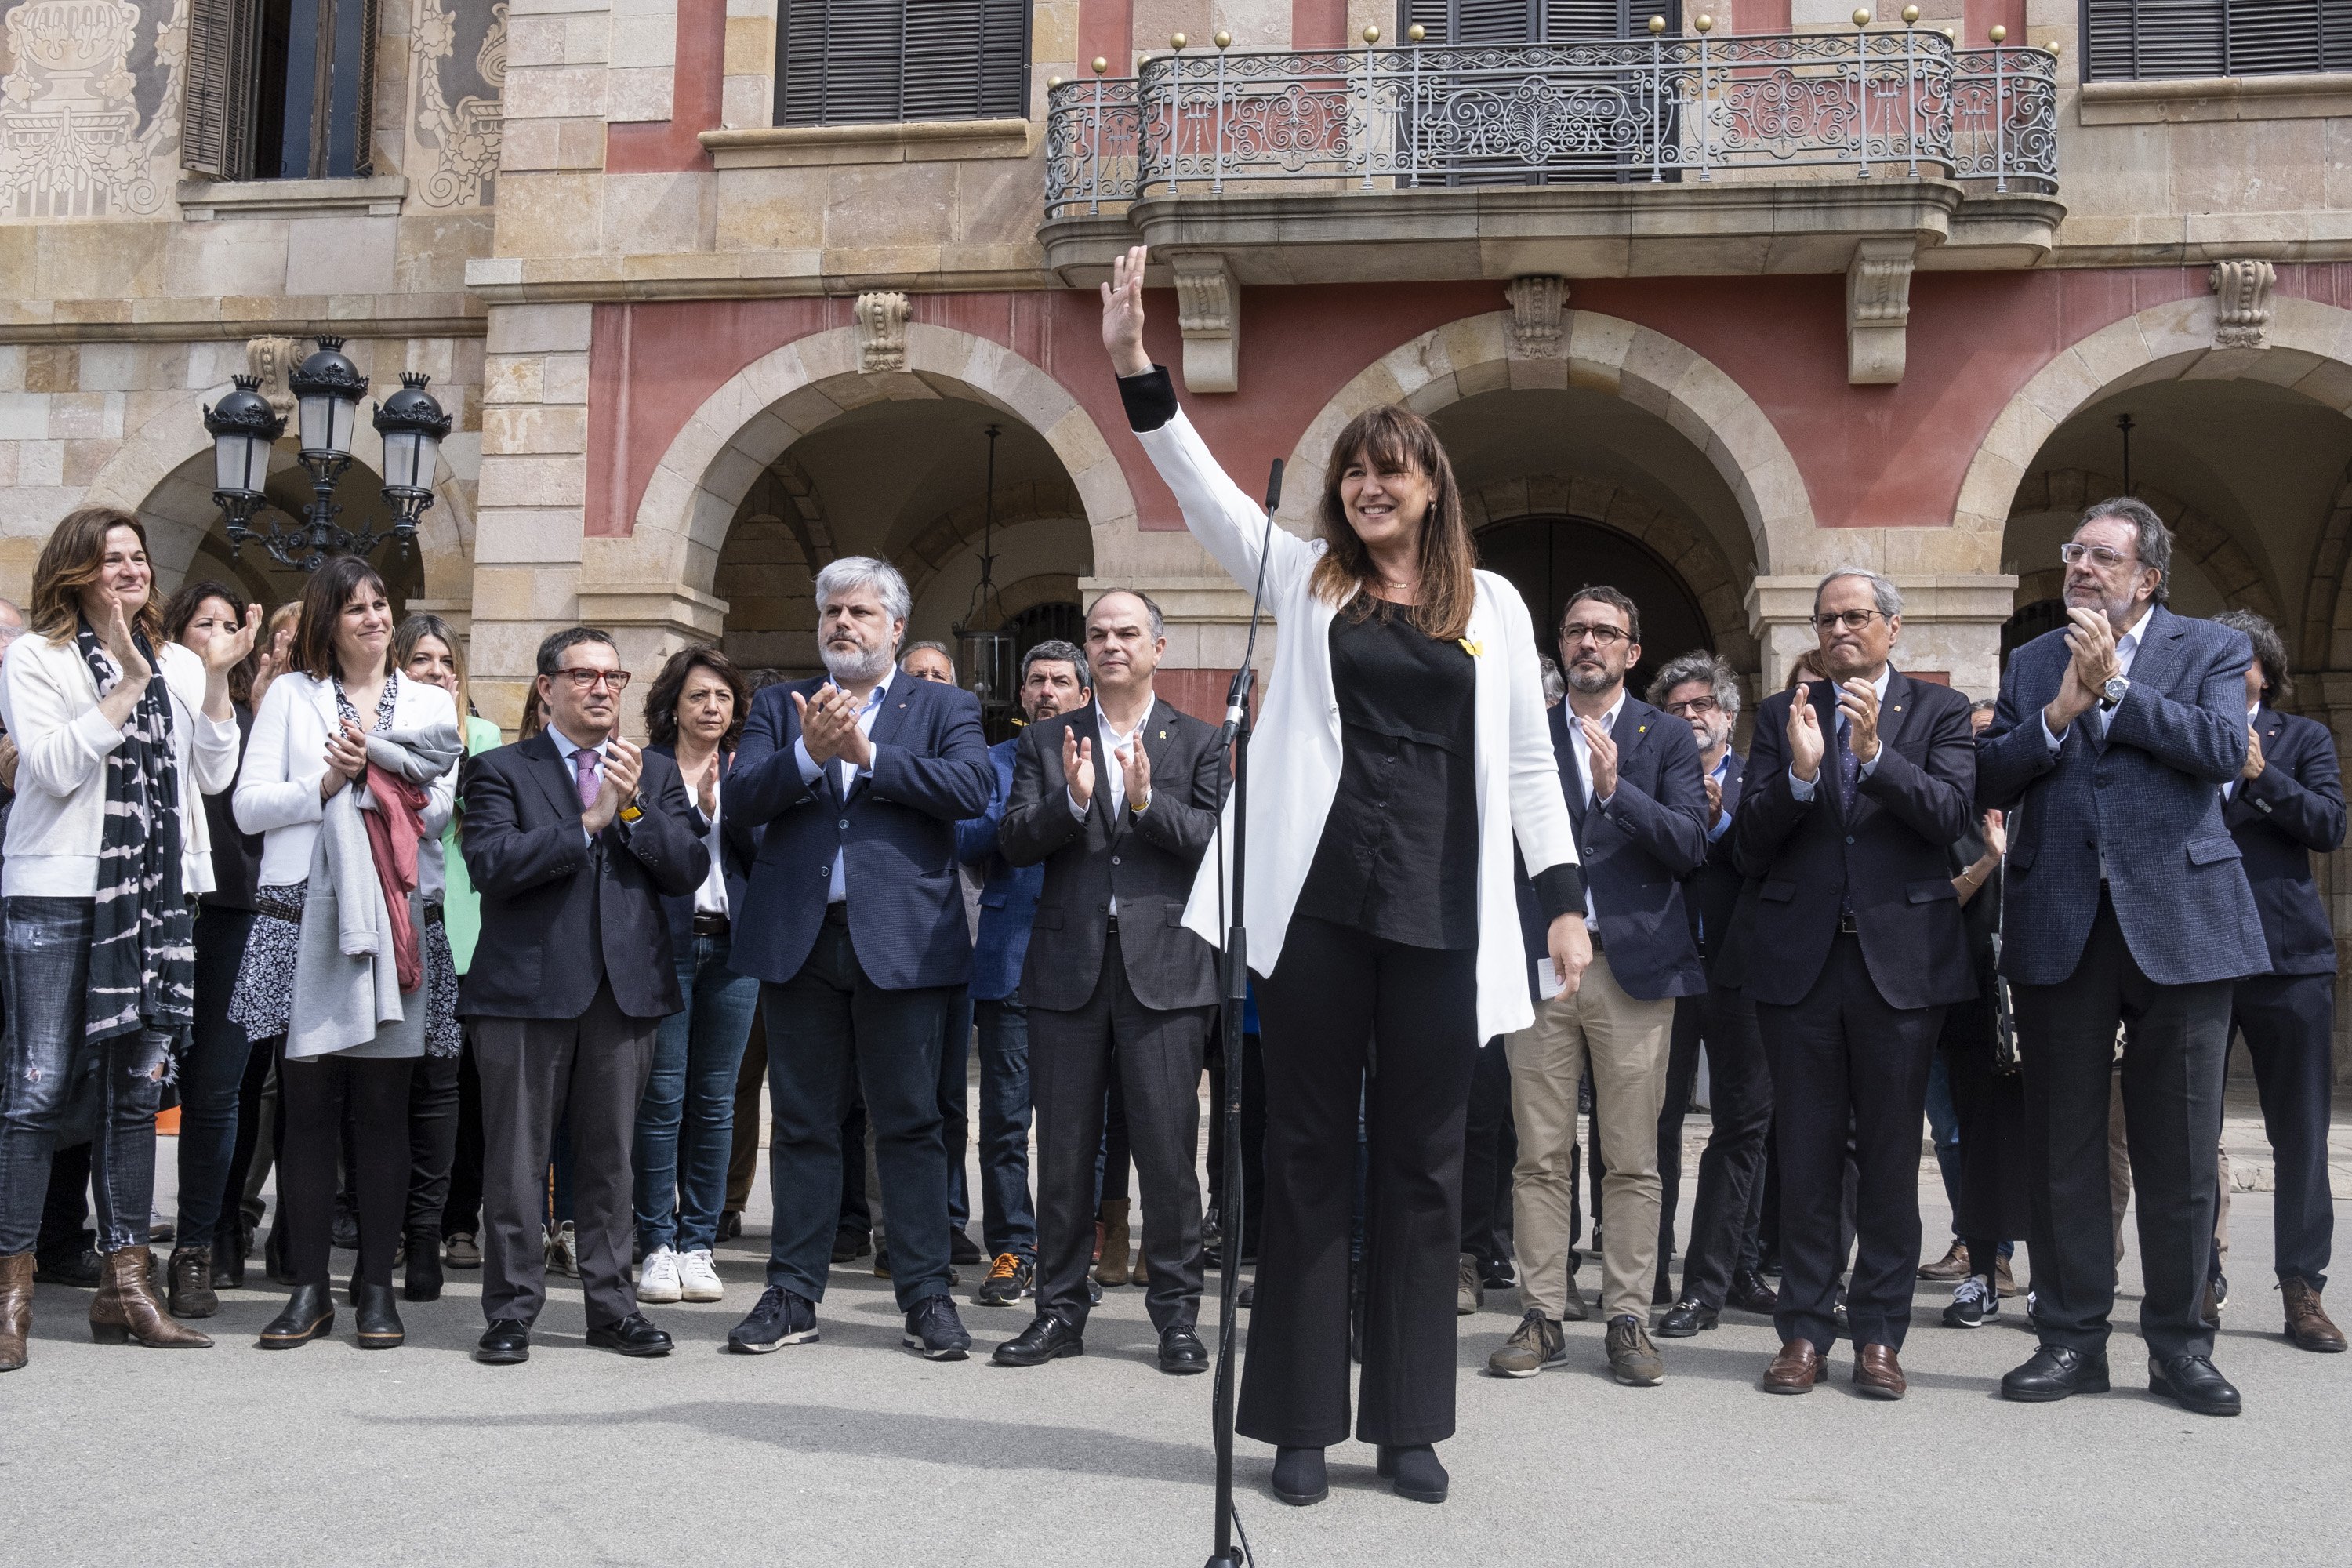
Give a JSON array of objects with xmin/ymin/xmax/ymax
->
[{"xmin": 443, "ymin": 714, "xmax": 503, "ymax": 974}]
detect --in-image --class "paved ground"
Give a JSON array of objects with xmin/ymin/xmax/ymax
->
[{"xmin": 6, "ymin": 1094, "xmax": 2350, "ymax": 1568}]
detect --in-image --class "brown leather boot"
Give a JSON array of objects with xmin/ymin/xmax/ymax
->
[
  {"xmin": 2282, "ymin": 1279, "xmax": 2347, "ymax": 1353},
  {"xmin": 1094, "ymin": 1200, "xmax": 1131, "ymax": 1287},
  {"xmin": 0, "ymin": 1251, "xmax": 32, "ymax": 1371},
  {"xmin": 89, "ymin": 1247, "xmax": 212, "ymax": 1348},
  {"xmin": 166, "ymin": 1244, "xmax": 218, "ymax": 1319}
]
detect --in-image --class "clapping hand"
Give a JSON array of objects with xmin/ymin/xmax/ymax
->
[
  {"xmin": 1063, "ymin": 725, "xmax": 1097, "ymax": 811},
  {"xmin": 1119, "ymin": 735, "xmax": 1152, "ymax": 811},
  {"xmin": 102, "ymin": 597, "xmax": 151, "ymax": 688},
  {"xmin": 1983, "ymin": 808, "xmax": 2007, "ymax": 859},
  {"xmin": 250, "ymin": 624, "xmax": 292, "ymax": 710},
  {"xmin": 320, "ymin": 719, "xmax": 368, "ymax": 800},
  {"xmin": 2241, "ymin": 724, "xmax": 2266, "ymax": 782},
  {"xmin": 1578, "ymin": 715, "xmax": 1618, "ymax": 800},
  {"xmin": 584, "ymin": 737, "xmax": 644, "ymax": 834},
  {"xmin": 203, "ymin": 603, "xmax": 260, "ymax": 677},
  {"xmin": 794, "ymin": 684, "xmax": 855, "ymax": 768},
  {"xmin": 691, "ymin": 749, "xmax": 722, "ymax": 815},
  {"xmin": 1787, "ymin": 684, "xmax": 1825, "ymax": 782},
  {"xmin": 1703, "ymin": 771, "xmax": 1723, "ymax": 829},
  {"xmin": 1836, "ymin": 677, "xmax": 1882, "ymax": 766}
]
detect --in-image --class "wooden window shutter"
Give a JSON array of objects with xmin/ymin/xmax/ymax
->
[
  {"xmin": 2083, "ymin": 0, "xmax": 2352, "ymax": 79},
  {"xmin": 779, "ymin": 0, "xmax": 1026, "ymax": 127},
  {"xmin": 182, "ymin": 0, "xmax": 260, "ymax": 179}
]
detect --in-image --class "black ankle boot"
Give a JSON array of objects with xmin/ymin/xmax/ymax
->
[
  {"xmin": 404, "ymin": 1233, "xmax": 444, "ymax": 1302},
  {"xmin": 259, "ymin": 1283, "xmax": 335, "ymax": 1348},
  {"xmin": 1270, "ymin": 1446, "xmax": 1327, "ymax": 1506},
  {"xmin": 355, "ymin": 1281, "xmax": 404, "ymax": 1349},
  {"xmin": 1377, "ymin": 1444, "xmax": 1450, "ymax": 1504},
  {"xmin": 211, "ymin": 1224, "xmax": 246, "ymax": 1290}
]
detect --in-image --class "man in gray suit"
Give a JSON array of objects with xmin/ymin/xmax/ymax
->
[
  {"xmin": 1978, "ymin": 496, "xmax": 2269, "ymax": 1416},
  {"xmin": 989, "ymin": 590, "xmax": 1229, "ymax": 1374}
]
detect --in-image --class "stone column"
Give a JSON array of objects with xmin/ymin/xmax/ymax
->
[{"xmin": 2306, "ymin": 670, "xmax": 2352, "ymax": 1086}]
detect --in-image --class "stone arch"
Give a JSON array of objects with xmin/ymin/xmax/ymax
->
[
  {"xmin": 1461, "ymin": 476, "xmax": 1759, "ymax": 673},
  {"xmin": 618, "ymin": 323, "xmax": 1135, "ymax": 600},
  {"xmin": 2007, "ymin": 467, "xmax": 2285, "ymax": 625},
  {"xmin": 2297, "ymin": 460, "xmax": 2352, "ymax": 675},
  {"xmin": 1283, "ymin": 310, "xmax": 1813, "ymax": 575},
  {"xmin": 898, "ymin": 477, "xmax": 1085, "ymax": 602}
]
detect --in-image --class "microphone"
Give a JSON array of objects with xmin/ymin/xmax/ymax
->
[{"xmin": 1221, "ymin": 458, "xmax": 1283, "ymax": 739}]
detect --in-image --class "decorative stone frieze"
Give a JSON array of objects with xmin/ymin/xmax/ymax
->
[
  {"xmin": 1171, "ymin": 253, "xmax": 1238, "ymax": 394},
  {"xmin": 245, "ymin": 336, "xmax": 305, "ymax": 419},
  {"xmin": 1505, "ymin": 275, "xmax": 1566, "ymax": 358},
  {"xmin": 1846, "ymin": 239, "xmax": 1915, "ymax": 385},
  {"xmin": 853, "ymin": 291, "xmax": 912, "ymax": 372},
  {"xmin": 2209, "ymin": 259, "xmax": 2276, "ymax": 349}
]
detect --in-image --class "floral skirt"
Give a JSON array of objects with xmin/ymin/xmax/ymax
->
[{"xmin": 228, "ymin": 881, "xmax": 462, "ymax": 1057}]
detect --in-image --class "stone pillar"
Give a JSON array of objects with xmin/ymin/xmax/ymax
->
[{"xmin": 2307, "ymin": 670, "xmax": 2352, "ymax": 1086}]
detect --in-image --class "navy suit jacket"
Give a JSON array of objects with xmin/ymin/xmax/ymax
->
[
  {"xmin": 1731, "ymin": 669, "xmax": 1977, "ymax": 1011},
  {"xmin": 1977, "ymin": 604, "xmax": 2268, "ymax": 988},
  {"xmin": 956, "ymin": 735, "xmax": 1044, "ymax": 1004},
  {"xmin": 1682, "ymin": 747, "xmax": 1748, "ymax": 986},
  {"xmin": 1516, "ymin": 697, "xmax": 1708, "ymax": 1002},
  {"xmin": 2224, "ymin": 704, "xmax": 2344, "ymax": 978},
  {"xmin": 646, "ymin": 742, "xmax": 760, "ymax": 958},
  {"xmin": 725, "ymin": 673, "xmax": 993, "ymax": 991}
]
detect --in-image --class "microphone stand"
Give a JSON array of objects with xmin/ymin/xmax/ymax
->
[{"xmin": 1207, "ymin": 457, "xmax": 1281, "ymax": 1568}]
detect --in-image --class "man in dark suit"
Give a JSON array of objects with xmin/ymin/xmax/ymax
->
[
  {"xmin": 1648, "ymin": 652, "xmax": 1779, "ymax": 1337},
  {"xmin": 2213, "ymin": 611, "xmax": 2346, "ymax": 1352},
  {"xmin": 1733, "ymin": 568, "xmax": 1975, "ymax": 1399},
  {"xmin": 1491, "ymin": 587, "xmax": 1707, "ymax": 1388},
  {"xmin": 954, "ymin": 638, "xmax": 1090, "ymax": 1307},
  {"xmin": 459, "ymin": 626, "xmax": 711, "ymax": 1364},
  {"xmin": 720, "ymin": 557, "xmax": 993, "ymax": 1360},
  {"xmin": 1979, "ymin": 499, "xmax": 2270, "ymax": 1415},
  {"xmin": 989, "ymin": 590, "xmax": 1228, "ymax": 1374}
]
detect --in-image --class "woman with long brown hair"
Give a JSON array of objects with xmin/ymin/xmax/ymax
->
[
  {"xmin": 0, "ymin": 508, "xmax": 252, "ymax": 1369},
  {"xmin": 1100, "ymin": 246, "xmax": 1588, "ymax": 1506}
]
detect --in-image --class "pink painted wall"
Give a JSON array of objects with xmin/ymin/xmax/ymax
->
[{"xmin": 606, "ymin": 0, "xmax": 724, "ymax": 173}]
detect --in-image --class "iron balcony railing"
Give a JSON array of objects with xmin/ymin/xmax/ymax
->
[{"xmin": 1044, "ymin": 29, "xmax": 2057, "ymax": 218}]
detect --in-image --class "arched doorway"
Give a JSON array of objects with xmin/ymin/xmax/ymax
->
[{"xmin": 1475, "ymin": 516, "xmax": 1713, "ymax": 699}]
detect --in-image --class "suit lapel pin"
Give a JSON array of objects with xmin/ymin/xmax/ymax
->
[{"xmin": 1157, "ymin": 729, "xmax": 1167, "ymax": 739}]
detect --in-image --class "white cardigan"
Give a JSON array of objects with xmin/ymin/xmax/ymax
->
[
  {"xmin": 0, "ymin": 633, "xmax": 240, "ymax": 898},
  {"xmin": 234, "ymin": 670, "xmax": 459, "ymax": 889},
  {"xmin": 1142, "ymin": 408, "xmax": 1581, "ymax": 1043}
]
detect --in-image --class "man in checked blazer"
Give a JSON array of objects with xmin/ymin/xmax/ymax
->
[
  {"xmin": 988, "ymin": 590, "xmax": 1229, "ymax": 1375},
  {"xmin": 1979, "ymin": 497, "xmax": 2269, "ymax": 1416}
]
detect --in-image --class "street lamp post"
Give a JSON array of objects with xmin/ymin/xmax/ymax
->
[{"xmin": 202, "ymin": 335, "xmax": 452, "ymax": 572}]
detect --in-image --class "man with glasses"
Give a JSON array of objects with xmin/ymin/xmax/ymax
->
[
  {"xmin": 1731, "ymin": 568, "xmax": 1975, "ymax": 1399},
  {"xmin": 1492, "ymin": 586, "xmax": 1708, "ymax": 1387},
  {"xmin": 1649, "ymin": 652, "xmax": 1780, "ymax": 1338},
  {"xmin": 1980, "ymin": 499, "xmax": 2268, "ymax": 1415},
  {"xmin": 460, "ymin": 626, "xmax": 712, "ymax": 1364}
]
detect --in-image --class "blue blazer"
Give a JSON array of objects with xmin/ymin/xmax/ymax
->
[
  {"xmin": 2225, "ymin": 704, "xmax": 2344, "ymax": 978},
  {"xmin": 646, "ymin": 742, "xmax": 760, "ymax": 959},
  {"xmin": 725, "ymin": 673, "xmax": 994, "ymax": 991},
  {"xmin": 956, "ymin": 735, "xmax": 1044, "ymax": 1003},
  {"xmin": 1977, "ymin": 604, "xmax": 2268, "ymax": 988},
  {"xmin": 1517, "ymin": 697, "xmax": 1708, "ymax": 1003}
]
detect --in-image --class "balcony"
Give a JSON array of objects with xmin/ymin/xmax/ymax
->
[{"xmin": 1040, "ymin": 30, "xmax": 2063, "ymax": 289}]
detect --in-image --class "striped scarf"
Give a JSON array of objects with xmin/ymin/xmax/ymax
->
[{"xmin": 77, "ymin": 618, "xmax": 194, "ymax": 1041}]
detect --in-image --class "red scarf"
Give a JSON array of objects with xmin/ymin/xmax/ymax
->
[{"xmin": 362, "ymin": 761, "xmax": 431, "ymax": 992}]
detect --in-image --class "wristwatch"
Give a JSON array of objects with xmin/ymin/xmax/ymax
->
[
  {"xmin": 2100, "ymin": 676, "xmax": 2129, "ymax": 710},
  {"xmin": 617, "ymin": 803, "xmax": 644, "ymax": 826}
]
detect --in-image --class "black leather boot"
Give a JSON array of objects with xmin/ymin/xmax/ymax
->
[
  {"xmin": 404, "ymin": 1232, "xmax": 444, "ymax": 1302},
  {"xmin": 259, "ymin": 1283, "xmax": 335, "ymax": 1348},
  {"xmin": 355, "ymin": 1281, "xmax": 405, "ymax": 1349}
]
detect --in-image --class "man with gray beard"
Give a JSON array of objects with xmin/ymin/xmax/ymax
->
[{"xmin": 722, "ymin": 557, "xmax": 994, "ymax": 1361}]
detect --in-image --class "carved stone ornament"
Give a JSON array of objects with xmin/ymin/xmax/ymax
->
[
  {"xmin": 1171, "ymin": 252, "xmax": 1238, "ymax": 394},
  {"xmin": 1505, "ymin": 275, "xmax": 1566, "ymax": 358},
  {"xmin": 245, "ymin": 335, "xmax": 304, "ymax": 419},
  {"xmin": 853, "ymin": 291, "xmax": 911, "ymax": 372},
  {"xmin": 2209, "ymin": 259, "xmax": 2276, "ymax": 350},
  {"xmin": 1846, "ymin": 239, "xmax": 1915, "ymax": 385}
]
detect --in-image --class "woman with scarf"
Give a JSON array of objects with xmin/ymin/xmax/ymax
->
[
  {"xmin": 233, "ymin": 558, "xmax": 461, "ymax": 1350},
  {"xmin": 0, "ymin": 507, "xmax": 251, "ymax": 1370}
]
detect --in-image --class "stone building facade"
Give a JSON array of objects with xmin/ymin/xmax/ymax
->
[{"xmin": 0, "ymin": 0, "xmax": 2349, "ymax": 1069}]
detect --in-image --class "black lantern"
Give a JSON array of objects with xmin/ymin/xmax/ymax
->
[
  {"xmin": 289, "ymin": 335, "xmax": 366, "ymax": 462},
  {"xmin": 202, "ymin": 374, "xmax": 285, "ymax": 538},
  {"xmin": 375, "ymin": 371, "xmax": 452, "ymax": 528}
]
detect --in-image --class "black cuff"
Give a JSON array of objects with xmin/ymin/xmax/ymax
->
[
  {"xmin": 1534, "ymin": 862, "xmax": 1584, "ymax": 924},
  {"xmin": 1118, "ymin": 365, "xmax": 1179, "ymax": 432}
]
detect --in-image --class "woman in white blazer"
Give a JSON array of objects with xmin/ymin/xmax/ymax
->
[
  {"xmin": 0, "ymin": 507, "xmax": 252, "ymax": 1369},
  {"xmin": 1100, "ymin": 246, "xmax": 1588, "ymax": 1508},
  {"xmin": 232, "ymin": 557, "xmax": 459, "ymax": 1352}
]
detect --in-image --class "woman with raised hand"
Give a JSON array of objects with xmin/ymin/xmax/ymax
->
[
  {"xmin": 0, "ymin": 508, "xmax": 251, "ymax": 1369},
  {"xmin": 232, "ymin": 558, "xmax": 461, "ymax": 1351},
  {"xmin": 1098, "ymin": 245, "xmax": 1588, "ymax": 1508}
]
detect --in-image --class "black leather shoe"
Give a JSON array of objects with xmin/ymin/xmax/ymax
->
[
  {"xmin": 35, "ymin": 1243, "xmax": 102, "ymax": 1289},
  {"xmin": 259, "ymin": 1283, "xmax": 336, "ymax": 1348},
  {"xmin": 476, "ymin": 1319, "xmax": 531, "ymax": 1364},
  {"xmin": 1656, "ymin": 1298, "xmax": 1719, "ymax": 1338},
  {"xmin": 2001, "ymin": 1344, "xmax": 2111, "ymax": 1403},
  {"xmin": 1726, "ymin": 1268, "xmax": 1778, "ymax": 1316},
  {"xmin": 1270, "ymin": 1446, "xmax": 1327, "ymax": 1506},
  {"xmin": 2150, "ymin": 1353, "xmax": 2241, "ymax": 1417},
  {"xmin": 1377, "ymin": 1443, "xmax": 1450, "ymax": 1504},
  {"xmin": 993, "ymin": 1312, "xmax": 1084, "ymax": 1367},
  {"xmin": 904, "ymin": 1294, "xmax": 972, "ymax": 1360},
  {"xmin": 949, "ymin": 1229, "xmax": 983, "ymax": 1265},
  {"xmin": 1157, "ymin": 1323, "xmax": 1209, "ymax": 1375},
  {"xmin": 354, "ymin": 1282, "xmax": 405, "ymax": 1349},
  {"xmin": 586, "ymin": 1312, "xmax": 673, "ymax": 1357}
]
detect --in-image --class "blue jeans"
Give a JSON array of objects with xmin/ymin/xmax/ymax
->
[
  {"xmin": 973, "ymin": 993, "xmax": 1037, "ymax": 1259},
  {"xmin": 176, "ymin": 906, "xmax": 256, "ymax": 1246},
  {"xmin": 0, "ymin": 898, "xmax": 171, "ymax": 1256},
  {"xmin": 634, "ymin": 932, "xmax": 760, "ymax": 1253}
]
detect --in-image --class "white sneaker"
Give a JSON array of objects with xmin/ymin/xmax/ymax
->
[
  {"xmin": 677, "ymin": 1247, "xmax": 724, "ymax": 1303},
  {"xmin": 637, "ymin": 1245, "xmax": 683, "ymax": 1303},
  {"xmin": 544, "ymin": 1221, "xmax": 579, "ymax": 1279}
]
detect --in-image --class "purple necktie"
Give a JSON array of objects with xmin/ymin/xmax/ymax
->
[{"xmin": 574, "ymin": 746, "xmax": 601, "ymax": 810}]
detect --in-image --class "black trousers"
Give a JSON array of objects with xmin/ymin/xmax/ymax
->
[
  {"xmin": 1943, "ymin": 1000, "xmax": 2030, "ymax": 1249},
  {"xmin": 275, "ymin": 1041, "xmax": 414, "ymax": 1290},
  {"xmin": 2013, "ymin": 891, "xmax": 2232, "ymax": 1362},
  {"xmin": 1755, "ymin": 935, "xmax": 1942, "ymax": 1353},
  {"xmin": 1460, "ymin": 1035, "xmax": 1515, "ymax": 1272},
  {"xmin": 2231, "ymin": 970, "xmax": 2335, "ymax": 1289},
  {"xmin": 1243, "ymin": 916, "xmax": 1479, "ymax": 1449},
  {"xmin": 439, "ymin": 1036, "xmax": 485, "ymax": 1238},
  {"xmin": 405, "ymin": 1051, "xmax": 461, "ymax": 1242},
  {"xmin": 36, "ymin": 1139, "xmax": 93, "ymax": 1260},
  {"xmin": 1203, "ymin": 1022, "xmax": 1266, "ymax": 1259},
  {"xmin": 1662, "ymin": 984, "xmax": 1773, "ymax": 1310},
  {"xmin": 1032, "ymin": 930, "xmax": 1210, "ymax": 1333}
]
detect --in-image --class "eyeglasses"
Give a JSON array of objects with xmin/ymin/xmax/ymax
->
[
  {"xmin": 1811, "ymin": 609, "xmax": 1886, "ymax": 633},
  {"xmin": 1559, "ymin": 622, "xmax": 1631, "ymax": 647},
  {"xmin": 550, "ymin": 667, "xmax": 631, "ymax": 693},
  {"xmin": 2060, "ymin": 543, "xmax": 2138, "ymax": 571},
  {"xmin": 1664, "ymin": 697, "xmax": 1720, "ymax": 717}
]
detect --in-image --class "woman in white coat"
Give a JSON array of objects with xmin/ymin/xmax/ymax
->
[
  {"xmin": 1101, "ymin": 246, "xmax": 1588, "ymax": 1508},
  {"xmin": 232, "ymin": 557, "xmax": 459, "ymax": 1351},
  {"xmin": 0, "ymin": 507, "xmax": 252, "ymax": 1369}
]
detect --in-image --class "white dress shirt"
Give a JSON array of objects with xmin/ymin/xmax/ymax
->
[
  {"xmin": 691, "ymin": 771, "xmax": 729, "ymax": 916},
  {"xmin": 1564, "ymin": 689, "xmax": 1626, "ymax": 927},
  {"xmin": 1069, "ymin": 699, "xmax": 1154, "ymax": 916},
  {"xmin": 1788, "ymin": 664, "xmax": 1891, "ymax": 801},
  {"xmin": 793, "ymin": 670, "xmax": 892, "ymax": 905}
]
